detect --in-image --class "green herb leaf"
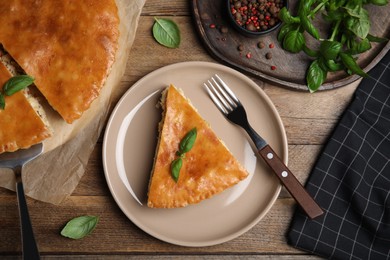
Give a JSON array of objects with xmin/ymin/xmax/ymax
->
[
  {"xmin": 320, "ymin": 40, "xmax": 342, "ymax": 60},
  {"xmin": 3, "ymin": 75, "xmax": 34, "ymax": 96},
  {"xmin": 344, "ymin": 6, "xmax": 370, "ymax": 38},
  {"xmin": 366, "ymin": 33, "xmax": 388, "ymax": 43},
  {"xmin": 303, "ymin": 45, "xmax": 319, "ymax": 57},
  {"xmin": 348, "ymin": 37, "xmax": 371, "ymax": 54},
  {"xmin": 178, "ymin": 128, "xmax": 197, "ymax": 155},
  {"xmin": 299, "ymin": 13, "xmax": 320, "ymax": 39},
  {"xmin": 278, "ymin": 7, "xmax": 300, "ymax": 24},
  {"xmin": 283, "ymin": 30, "xmax": 305, "ymax": 53},
  {"xmin": 325, "ymin": 59, "xmax": 344, "ymax": 72},
  {"xmin": 171, "ymin": 158, "xmax": 183, "ymax": 183},
  {"xmin": 277, "ymin": 23, "xmax": 299, "ymax": 42},
  {"xmin": 60, "ymin": 216, "xmax": 99, "ymax": 240},
  {"xmin": 339, "ymin": 52, "xmax": 368, "ymax": 77},
  {"xmin": 368, "ymin": 0, "xmax": 388, "ymax": 5},
  {"xmin": 307, "ymin": 59, "xmax": 327, "ymax": 93},
  {"xmin": 0, "ymin": 93, "xmax": 5, "ymax": 110},
  {"xmin": 152, "ymin": 18, "xmax": 180, "ymax": 48}
]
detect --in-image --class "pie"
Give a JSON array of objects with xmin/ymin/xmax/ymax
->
[
  {"xmin": 0, "ymin": 61, "xmax": 51, "ymax": 153},
  {"xmin": 0, "ymin": 0, "xmax": 119, "ymax": 123},
  {"xmin": 147, "ymin": 85, "xmax": 249, "ymax": 208}
]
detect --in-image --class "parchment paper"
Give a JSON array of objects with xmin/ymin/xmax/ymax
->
[{"xmin": 0, "ymin": 0, "xmax": 146, "ymax": 204}]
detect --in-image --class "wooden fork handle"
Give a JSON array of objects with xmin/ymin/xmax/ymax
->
[{"xmin": 258, "ymin": 145, "xmax": 324, "ymax": 219}]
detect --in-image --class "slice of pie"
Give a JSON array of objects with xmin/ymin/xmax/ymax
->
[
  {"xmin": 0, "ymin": 61, "xmax": 51, "ymax": 154},
  {"xmin": 147, "ymin": 85, "xmax": 248, "ymax": 208},
  {"xmin": 0, "ymin": 0, "xmax": 119, "ymax": 123}
]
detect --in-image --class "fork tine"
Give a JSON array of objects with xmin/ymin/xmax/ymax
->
[
  {"xmin": 204, "ymin": 82, "xmax": 228, "ymax": 114},
  {"xmin": 214, "ymin": 74, "xmax": 240, "ymax": 104},
  {"xmin": 211, "ymin": 77, "xmax": 237, "ymax": 109}
]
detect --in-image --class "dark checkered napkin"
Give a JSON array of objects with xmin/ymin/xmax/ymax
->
[{"xmin": 287, "ymin": 50, "xmax": 390, "ymax": 260}]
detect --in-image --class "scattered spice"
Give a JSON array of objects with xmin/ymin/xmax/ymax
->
[
  {"xmin": 229, "ymin": 0, "xmax": 284, "ymax": 32},
  {"xmin": 237, "ymin": 44, "xmax": 244, "ymax": 51},
  {"xmin": 246, "ymin": 52, "xmax": 252, "ymax": 59},
  {"xmin": 209, "ymin": 23, "xmax": 216, "ymax": 29},
  {"xmin": 265, "ymin": 52, "xmax": 272, "ymax": 59},
  {"xmin": 271, "ymin": 65, "xmax": 276, "ymax": 70},
  {"xmin": 269, "ymin": 43, "xmax": 275, "ymax": 48},
  {"xmin": 220, "ymin": 25, "xmax": 229, "ymax": 34},
  {"xmin": 257, "ymin": 41, "xmax": 265, "ymax": 49}
]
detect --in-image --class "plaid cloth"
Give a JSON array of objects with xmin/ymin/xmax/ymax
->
[{"xmin": 288, "ymin": 50, "xmax": 390, "ymax": 260}]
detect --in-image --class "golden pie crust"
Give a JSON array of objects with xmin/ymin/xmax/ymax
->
[
  {"xmin": 147, "ymin": 85, "xmax": 248, "ymax": 208},
  {"xmin": 0, "ymin": 0, "xmax": 119, "ymax": 123},
  {"xmin": 0, "ymin": 63, "xmax": 51, "ymax": 153}
]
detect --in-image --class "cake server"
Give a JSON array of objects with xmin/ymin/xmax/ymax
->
[{"xmin": 0, "ymin": 143, "xmax": 42, "ymax": 260}]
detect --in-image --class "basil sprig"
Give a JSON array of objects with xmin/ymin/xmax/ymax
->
[
  {"xmin": 277, "ymin": 0, "xmax": 389, "ymax": 92},
  {"xmin": 170, "ymin": 128, "xmax": 197, "ymax": 182},
  {"xmin": 0, "ymin": 75, "xmax": 35, "ymax": 109},
  {"xmin": 60, "ymin": 215, "xmax": 99, "ymax": 240},
  {"xmin": 152, "ymin": 17, "xmax": 181, "ymax": 48}
]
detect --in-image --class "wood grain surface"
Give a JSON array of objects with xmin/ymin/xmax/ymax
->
[
  {"xmin": 0, "ymin": 0, "xmax": 374, "ymax": 258},
  {"xmin": 192, "ymin": 0, "xmax": 390, "ymax": 90}
]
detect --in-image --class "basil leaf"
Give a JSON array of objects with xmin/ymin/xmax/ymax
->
[
  {"xmin": 179, "ymin": 128, "xmax": 197, "ymax": 154},
  {"xmin": 3, "ymin": 75, "xmax": 34, "ymax": 96},
  {"xmin": 303, "ymin": 45, "xmax": 319, "ymax": 57},
  {"xmin": 348, "ymin": 37, "xmax": 371, "ymax": 54},
  {"xmin": 299, "ymin": 13, "xmax": 319, "ymax": 40},
  {"xmin": 0, "ymin": 93, "xmax": 5, "ymax": 110},
  {"xmin": 152, "ymin": 18, "xmax": 180, "ymax": 48},
  {"xmin": 171, "ymin": 158, "xmax": 182, "ymax": 182},
  {"xmin": 344, "ymin": 6, "xmax": 370, "ymax": 38},
  {"xmin": 283, "ymin": 30, "xmax": 305, "ymax": 53},
  {"xmin": 368, "ymin": 0, "xmax": 388, "ymax": 5},
  {"xmin": 320, "ymin": 40, "xmax": 342, "ymax": 60},
  {"xmin": 61, "ymin": 216, "xmax": 99, "ymax": 240},
  {"xmin": 306, "ymin": 59, "xmax": 327, "ymax": 93},
  {"xmin": 339, "ymin": 52, "xmax": 368, "ymax": 77},
  {"xmin": 278, "ymin": 7, "xmax": 300, "ymax": 24},
  {"xmin": 325, "ymin": 59, "xmax": 344, "ymax": 72},
  {"xmin": 277, "ymin": 23, "xmax": 298, "ymax": 42},
  {"xmin": 366, "ymin": 33, "xmax": 388, "ymax": 43}
]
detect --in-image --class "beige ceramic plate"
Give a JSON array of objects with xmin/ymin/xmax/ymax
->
[{"xmin": 103, "ymin": 61, "xmax": 288, "ymax": 246}]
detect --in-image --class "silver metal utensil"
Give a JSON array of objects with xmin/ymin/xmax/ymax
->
[
  {"xmin": 0, "ymin": 143, "xmax": 42, "ymax": 260},
  {"xmin": 204, "ymin": 74, "xmax": 324, "ymax": 219}
]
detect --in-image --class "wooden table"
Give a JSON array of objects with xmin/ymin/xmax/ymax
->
[{"xmin": 0, "ymin": 0, "xmax": 361, "ymax": 259}]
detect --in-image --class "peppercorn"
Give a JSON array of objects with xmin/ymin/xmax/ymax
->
[
  {"xmin": 258, "ymin": 41, "xmax": 265, "ymax": 49},
  {"xmin": 237, "ymin": 44, "xmax": 244, "ymax": 51},
  {"xmin": 265, "ymin": 52, "xmax": 272, "ymax": 59},
  {"xmin": 271, "ymin": 65, "xmax": 276, "ymax": 70},
  {"xmin": 220, "ymin": 25, "xmax": 229, "ymax": 34}
]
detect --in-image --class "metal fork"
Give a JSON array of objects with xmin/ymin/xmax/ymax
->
[{"xmin": 204, "ymin": 74, "xmax": 324, "ymax": 219}]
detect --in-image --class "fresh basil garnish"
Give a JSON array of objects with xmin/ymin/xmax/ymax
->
[
  {"xmin": 170, "ymin": 127, "xmax": 197, "ymax": 182},
  {"xmin": 171, "ymin": 158, "xmax": 183, "ymax": 183},
  {"xmin": 3, "ymin": 75, "xmax": 34, "ymax": 96},
  {"xmin": 0, "ymin": 75, "xmax": 35, "ymax": 110},
  {"xmin": 152, "ymin": 18, "xmax": 181, "ymax": 48},
  {"xmin": 60, "ymin": 215, "xmax": 99, "ymax": 240},
  {"xmin": 178, "ymin": 128, "xmax": 197, "ymax": 155},
  {"xmin": 0, "ymin": 93, "xmax": 5, "ymax": 110}
]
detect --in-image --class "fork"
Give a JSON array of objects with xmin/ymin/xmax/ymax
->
[{"xmin": 204, "ymin": 74, "xmax": 324, "ymax": 219}]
